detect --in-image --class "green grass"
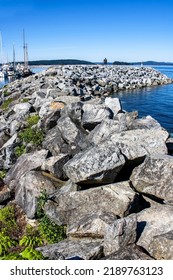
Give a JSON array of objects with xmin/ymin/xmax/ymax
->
[{"xmin": 0, "ymin": 98, "xmax": 14, "ymax": 110}]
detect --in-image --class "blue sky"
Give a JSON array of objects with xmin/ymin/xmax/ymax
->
[{"xmin": 0, "ymin": 0, "xmax": 173, "ymax": 62}]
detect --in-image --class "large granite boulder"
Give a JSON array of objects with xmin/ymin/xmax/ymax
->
[
  {"xmin": 82, "ymin": 103, "xmax": 113, "ymax": 130},
  {"xmin": 104, "ymin": 214, "xmax": 137, "ymax": 256},
  {"xmin": 130, "ymin": 154, "xmax": 173, "ymax": 202},
  {"xmin": 4, "ymin": 149, "xmax": 48, "ymax": 190},
  {"xmin": 110, "ymin": 128, "xmax": 168, "ymax": 160},
  {"xmin": 104, "ymin": 97, "xmax": 122, "ymax": 117},
  {"xmin": 45, "ymin": 181, "xmax": 139, "ymax": 227},
  {"xmin": 15, "ymin": 171, "xmax": 58, "ymax": 218},
  {"xmin": 136, "ymin": 205, "xmax": 173, "ymax": 254},
  {"xmin": 148, "ymin": 230, "xmax": 173, "ymax": 260},
  {"xmin": 63, "ymin": 143, "xmax": 125, "ymax": 184},
  {"xmin": 37, "ymin": 239, "xmax": 103, "ymax": 260},
  {"xmin": 41, "ymin": 154, "xmax": 70, "ymax": 179}
]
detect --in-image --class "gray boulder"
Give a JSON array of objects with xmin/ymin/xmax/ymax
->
[
  {"xmin": 41, "ymin": 154, "xmax": 70, "ymax": 179},
  {"xmin": 67, "ymin": 212, "xmax": 118, "ymax": 239},
  {"xmin": 105, "ymin": 97, "xmax": 122, "ymax": 117},
  {"xmin": 45, "ymin": 181, "xmax": 139, "ymax": 227},
  {"xmin": 130, "ymin": 154, "xmax": 173, "ymax": 202},
  {"xmin": 82, "ymin": 103, "xmax": 113, "ymax": 130},
  {"xmin": 4, "ymin": 149, "xmax": 48, "ymax": 190},
  {"xmin": 137, "ymin": 205, "xmax": 173, "ymax": 253},
  {"xmin": 63, "ymin": 143, "xmax": 125, "ymax": 184},
  {"xmin": 111, "ymin": 128, "xmax": 168, "ymax": 160},
  {"xmin": 15, "ymin": 171, "xmax": 57, "ymax": 218},
  {"xmin": 101, "ymin": 244, "xmax": 153, "ymax": 260},
  {"xmin": 104, "ymin": 214, "xmax": 137, "ymax": 256},
  {"xmin": 37, "ymin": 239, "xmax": 103, "ymax": 260},
  {"xmin": 148, "ymin": 230, "xmax": 173, "ymax": 260}
]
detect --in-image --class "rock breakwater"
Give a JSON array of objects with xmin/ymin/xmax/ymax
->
[{"xmin": 0, "ymin": 65, "xmax": 173, "ymax": 260}]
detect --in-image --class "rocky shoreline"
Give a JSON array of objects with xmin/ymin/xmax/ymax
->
[{"xmin": 0, "ymin": 65, "xmax": 173, "ymax": 260}]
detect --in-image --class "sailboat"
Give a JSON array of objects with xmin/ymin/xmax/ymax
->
[{"xmin": 16, "ymin": 30, "xmax": 33, "ymax": 77}]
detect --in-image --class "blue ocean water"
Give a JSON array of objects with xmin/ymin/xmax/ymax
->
[{"xmin": 113, "ymin": 66, "xmax": 173, "ymax": 134}]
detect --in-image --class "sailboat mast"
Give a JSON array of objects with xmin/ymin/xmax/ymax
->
[
  {"xmin": 13, "ymin": 43, "xmax": 16, "ymax": 70},
  {"xmin": 23, "ymin": 29, "xmax": 28, "ymax": 69}
]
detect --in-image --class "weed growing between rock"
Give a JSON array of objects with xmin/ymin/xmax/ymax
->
[{"xmin": 0, "ymin": 199, "xmax": 66, "ymax": 259}]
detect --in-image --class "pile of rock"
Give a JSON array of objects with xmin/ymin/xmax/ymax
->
[
  {"xmin": 0, "ymin": 65, "xmax": 172, "ymax": 103},
  {"xmin": 0, "ymin": 66, "xmax": 173, "ymax": 260}
]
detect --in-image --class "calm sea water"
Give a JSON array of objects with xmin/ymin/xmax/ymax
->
[
  {"xmin": 113, "ymin": 66, "xmax": 173, "ymax": 134},
  {"xmin": 1, "ymin": 65, "xmax": 173, "ymax": 133}
]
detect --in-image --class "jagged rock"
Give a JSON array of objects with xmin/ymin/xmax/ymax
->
[
  {"xmin": 41, "ymin": 154, "xmax": 70, "ymax": 179},
  {"xmin": 45, "ymin": 181, "xmax": 139, "ymax": 227},
  {"xmin": 0, "ymin": 131, "xmax": 9, "ymax": 149},
  {"xmin": 12, "ymin": 102, "xmax": 31, "ymax": 117},
  {"xmin": 136, "ymin": 205, "xmax": 173, "ymax": 253},
  {"xmin": 9, "ymin": 119, "xmax": 21, "ymax": 135},
  {"xmin": 4, "ymin": 149, "xmax": 48, "ymax": 190},
  {"xmin": 87, "ymin": 119, "xmax": 119, "ymax": 145},
  {"xmin": 82, "ymin": 103, "xmax": 113, "ymax": 130},
  {"xmin": 37, "ymin": 239, "xmax": 104, "ymax": 260},
  {"xmin": 148, "ymin": 230, "xmax": 173, "ymax": 259},
  {"xmin": 43, "ymin": 116, "xmax": 86, "ymax": 156},
  {"xmin": 101, "ymin": 244, "xmax": 153, "ymax": 260},
  {"xmin": 67, "ymin": 212, "xmax": 118, "ymax": 239},
  {"xmin": 104, "ymin": 214, "xmax": 137, "ymax": 256},
  {"xmin": 63, "ymin": 143, "xmax": 125, "ymax": 184},
  {"xmin": 40, "ymin": 109, "xmax": 61, "ymax": 132},
  {"xmin": 15, "ymin": 171, "xmax": 58, "ymax": 218},
  {"xmin": 0, "ymin": 116, "xmax": 7, "ymax": 132},
  {"xmin": 105, "ymin": 97, "xmax": 122, "ymax": 117},
  {"xmin": 1, "ymin": 133, "xmax": 18, "ymax": 169},
  {"xmin": 130, "ymin": 154, "xmax": 173, "ymax": 202},
  {"xmin": 42, "ymin": 126, "xmax": 65, "ymax": 155},
  {"xmin": 128, "ymin": 115, "xmax": 162, "ymax": 130}
]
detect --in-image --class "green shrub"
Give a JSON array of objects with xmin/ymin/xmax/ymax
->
[
  {"xmin": 26, "ymin": 114, "xmax": 40, "ymax": 126},
  {"xmin": 19, "ymin": 225, "xmax": 44, "ymax": 248},
  {"xmin": 39, "ymin": 215, "xmax": 66, "ymax": 244},
  {"xmin": 0, "ymin": 252, "xmax": 24, "ymax": 260},
  {"xmin": 19, "ymin": 127, "xmax": 44, "ymax": 146},
  {"xmin": 36, "ymin": 190, "xmax": 48, "ymax": 219},
  {"xmin": 3, "ymin": 90, "xmax": 11, "ymax": 97},
  {"xmin": 14, "ymin": 145, "xmax": 26, "ymax": 157},
  {"xmin": 0, "ymin": 98, "xmax": 14, "ymax": 110},
  {"xmin": 0, "ymin": 231, "xmax": 17, "ymax": 256},
  {"xmin": 0, "ymin": 205, "xmax": 18, "ymax": 235},
  {"xmin": 20, "ymin": 98, "xmax": 29, "ymax": 103},
  {"xmin": 0, "ymin": 170, "xmax": 6, "ymax": 179},
  {"xmin": 21, "ymin": 247, "xmax": 44, "ymax": 260}
]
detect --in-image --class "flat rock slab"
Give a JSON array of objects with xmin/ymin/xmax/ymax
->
[
  {"xmin": 37, "ymin": 239, "xmax": 103, "ymax": 260},
  {"xmin": 63, "ymin": 143, "xmax": 125, "ymax": 184}
]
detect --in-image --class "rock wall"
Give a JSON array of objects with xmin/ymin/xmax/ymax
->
[{"xmin": 0, "ymin": 65, "xmax": 173, "ymax": 260}]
